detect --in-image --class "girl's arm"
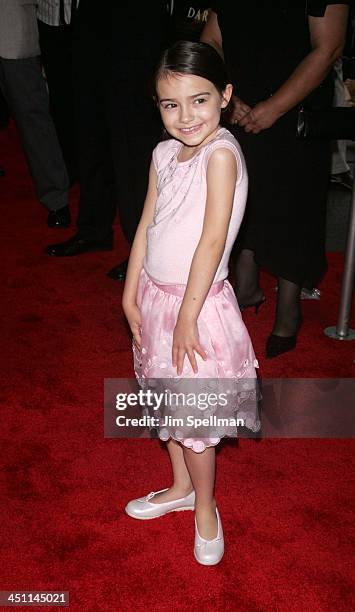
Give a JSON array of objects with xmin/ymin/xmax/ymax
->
[
  {"xmin": 122, "ymin": 160, "xmax": 157, "ymax": 347},
  {"xmin": 172, "ymin": 148, "xmax": 237, "ymax": 375}
]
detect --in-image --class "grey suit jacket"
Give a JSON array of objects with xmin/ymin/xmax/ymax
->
[{"xmin": 0, "ymin": 0, "xmax": 40, "ymax": 59}]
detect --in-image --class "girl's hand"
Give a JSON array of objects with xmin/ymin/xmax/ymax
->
[
  {"xmin": 172, "ymin": 318, "xmax": 207, "ymax": 376},
  {"xmin": 238, "ymin": 99, "xmax": 282, "ymax": 133},
  {"xmin": 229, "ymin": 95, "xmax": 252, "ymax": 125},
  {"xmin": 123, "ymin": 302, "xmax": 142, "ymax": 350}
]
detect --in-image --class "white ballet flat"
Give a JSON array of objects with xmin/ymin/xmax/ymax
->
[
  {"xmin": 125, "ymin": 488, "xmax": 195, "ymax": 520},
  {"xmin": 194, "ymin": 507, "xmax": 224, "ymax": 566}
]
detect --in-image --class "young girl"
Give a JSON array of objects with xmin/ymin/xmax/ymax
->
[{"xmin": 122, "ymin": 41, "xmax": 260, "ymax": 566}]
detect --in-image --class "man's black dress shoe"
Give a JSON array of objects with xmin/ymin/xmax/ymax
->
[
  {"xmin": 47, "ymin": 205, "xmax": 71, "ymax": 228},
  {"xmin": 46, "ymin": 233, "xmax": 113, "ymax": 256},
  {"xmin": 107, "ymin": 259, "xmax": 128, "ymax": 281}
]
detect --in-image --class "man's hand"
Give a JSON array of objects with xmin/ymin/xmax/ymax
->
[
  {"xmin": 228, "ymin": 95, "xmax": 252, "ymax": 125},
  {"xmin": 238, "ymin": 99, "xmax": 283, "ymax": 133}
]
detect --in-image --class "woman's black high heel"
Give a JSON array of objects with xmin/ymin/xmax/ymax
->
[
  {"xmin": 266, "ymin": 333, "xmax": 297, "ymax": 359},
  {"xmin": 239, "ymin": 296, "xmax": 266, "ymax": 314},
  {"xmin": 266, "ymin": 315, "xmax": 302, "ymax": 359}
]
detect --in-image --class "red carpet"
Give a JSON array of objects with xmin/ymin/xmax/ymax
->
[{"xmin": 0, "ymin": 123, "xmax": 354, "ymax": 611}]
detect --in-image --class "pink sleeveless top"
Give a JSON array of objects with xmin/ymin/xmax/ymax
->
[{"xmin": 144, "ymin": 127, "xmax": 248, "ymax": 285}]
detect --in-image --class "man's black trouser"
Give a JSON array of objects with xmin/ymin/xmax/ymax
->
[{"xmin": 72, "ymin": 23, "xmax": 161, "ymax": 244}]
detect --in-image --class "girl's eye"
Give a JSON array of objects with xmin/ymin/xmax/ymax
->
[
  {"xmin": 195, "ymin": 98, "xmax": 207, "ymax": 104},
  {"xmin": 162, "ymin": 103, "xmax": 177, "ymax": 110}
]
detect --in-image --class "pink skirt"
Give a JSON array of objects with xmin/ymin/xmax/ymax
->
[{"xmin": 133, "ymin": 268, "xmax": 261, "ymax": 452}]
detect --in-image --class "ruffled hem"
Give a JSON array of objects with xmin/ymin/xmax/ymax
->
[
  {"xmin": 133, "ymin": 269, "xmax": 261, "ymax": 450},
  {"xmin": 154, "ymin": 407, "xmax": 262, "ymax": 453},
  {"xmin": 137, "ymin": 376, "xmax": 262, "ymax": 451},
  {"xmin": 157, "ymin": 429, "xmax": 257, "ymax": 453}
]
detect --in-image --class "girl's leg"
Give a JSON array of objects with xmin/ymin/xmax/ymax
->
[
  {"xmin": 151, "ymin": 438, "xmax": 194, "ymax": 504},
  {"xmin": 273, "ymin": 276, "xmax": 302, "ymax": 337},
  {"xmin": 235, "ymin": 248, "xmax": 264, "ymax": 305},
  {"xmin": 183, "ymin": 446, "xmax": 217, "ymax": 540}
]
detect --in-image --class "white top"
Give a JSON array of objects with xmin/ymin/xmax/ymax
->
[
  {"xmin": 144, "ymin": 128, "xmax": 248, "ymax": 285},
  {"xmin": 37, "ymin": 0, "xmax": 79, "ymax": 26}
]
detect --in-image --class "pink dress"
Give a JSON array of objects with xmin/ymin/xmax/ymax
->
[{"xmin": 133, "ymin": 128, "xmax": 261, "ymax": 452}]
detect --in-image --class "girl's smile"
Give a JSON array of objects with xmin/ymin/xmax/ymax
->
[
  {"xmin": 179, "ymin": 124, "xmax": 203, "ymax": 135},
  {"xmin": 156, "ymin": 73, "xmax": 232, "ymax": 157}
]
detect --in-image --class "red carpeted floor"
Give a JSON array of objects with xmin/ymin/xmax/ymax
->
[{"xmin": 0, "ymin": 123, "xmax": 354, "ymax": 611}]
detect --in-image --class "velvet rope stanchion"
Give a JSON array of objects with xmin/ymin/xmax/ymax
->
[
  {"xmin": 297, "ymin": 106, "xmax": 355, "ymax": 341},
  {"xmin": 325, "ymin": 172, "xmax": 355, "ymax": 340}
]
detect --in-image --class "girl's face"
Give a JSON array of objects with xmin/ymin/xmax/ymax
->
[{"xmin": 156, "ymin": 73, "xmax": 232, "ymax": 150}]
